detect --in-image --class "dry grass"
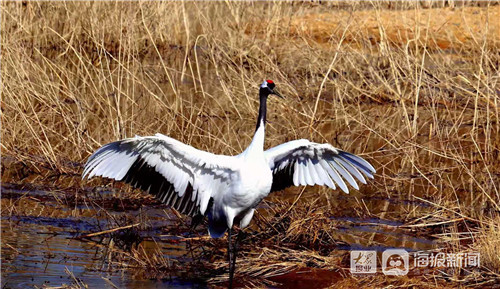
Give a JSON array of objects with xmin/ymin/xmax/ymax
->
[
  {"xmin": 1, "ymin": 0, "xmax": 500, "ymax": 288},
  {"xmin": 475, "ymin": 217, "xmax": 500, "ymax": 274}
]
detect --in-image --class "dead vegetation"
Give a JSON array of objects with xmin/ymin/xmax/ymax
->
[{"xmin": 1, "ymin": 0, "xmax": 500, "ymax": 288}]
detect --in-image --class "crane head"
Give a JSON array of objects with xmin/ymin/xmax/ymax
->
[{"xmin": 260, "ymin": 80, "xmax": 284, "ymax": 99}]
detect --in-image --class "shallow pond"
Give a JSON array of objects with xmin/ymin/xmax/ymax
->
[{"xmin": 1, "ymin": 182, "xmax": 439, "ymax": 289}]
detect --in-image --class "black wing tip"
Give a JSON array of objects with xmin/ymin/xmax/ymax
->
[
  {"xmin": 85, "ymin": 140, "xmax": 122, "ymax": 164},
  {"xmin": 83, "ymin": 137, "xmax": 146, "ymax": 182},
  {"xmin": 338, "ymin": 151, "xmax": 376, "ymax": 174}
]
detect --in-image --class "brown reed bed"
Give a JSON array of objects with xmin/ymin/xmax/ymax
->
[{"xmin": 1, "ymin": 1, "xmax": 499, "ymax": 288}]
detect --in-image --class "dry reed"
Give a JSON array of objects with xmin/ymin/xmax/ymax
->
[{"xmin": 1, "ymin": 0, "xmax": 499, "ymax": 287}]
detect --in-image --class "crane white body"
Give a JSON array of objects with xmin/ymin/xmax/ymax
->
[{"xmin": 83, "ymin": 80, "xmax": 376, "ymax": 239}]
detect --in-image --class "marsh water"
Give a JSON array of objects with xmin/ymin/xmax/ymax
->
[
  {"xmin": 1, "ymin": 184, "xmax": 207, "ymax": 288},
  {"xmin": 1, "ymin": 180, "xmax": 439, "ymax": 289}
]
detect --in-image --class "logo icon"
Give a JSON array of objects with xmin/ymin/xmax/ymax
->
[
  {"xmin": 350, "ymin": 250, "xmax": 377, "ymax": 274},
  {"xmin": 382, "ymin": 249, "xmax": 409, "ymax": 276}
]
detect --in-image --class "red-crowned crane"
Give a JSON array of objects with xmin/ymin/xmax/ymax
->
[{"xmin": 83, "ymin": 80, "xmax": 376, "ymax": 288}]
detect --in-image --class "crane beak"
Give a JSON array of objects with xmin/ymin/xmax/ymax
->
[{"xmin": 272, "ymin": 89, "xmax": 284, "ymax": 99}]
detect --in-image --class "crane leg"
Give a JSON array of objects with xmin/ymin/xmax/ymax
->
[
  {"xmin": 228, "ymin": 228, "xmax": 245, "ymax": 289},
  {"xmin": 228, "ymin": 227, "xmax": 235, "ymax": 289},
  {"xmin": 232, "ymin": 230, "xmax": 244, "ymax": 275}
]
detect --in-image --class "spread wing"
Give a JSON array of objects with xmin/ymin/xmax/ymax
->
[
  {"xmin": 83, "ymin": 133, "xmax": 238, "ymax": 216},
  {"xmin": 265, "ymin": 139, "xmax": 375, "ymax": 194}
]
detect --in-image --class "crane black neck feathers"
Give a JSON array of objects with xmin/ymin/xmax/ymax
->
[{"xmin": 256, "ymin": 86, "xmax": 271, "ymax": 132}]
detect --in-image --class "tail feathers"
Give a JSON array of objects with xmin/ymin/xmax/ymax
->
[{"xmin": 208, "ymin": 212, "xmax": 228, "ymax": 238}]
